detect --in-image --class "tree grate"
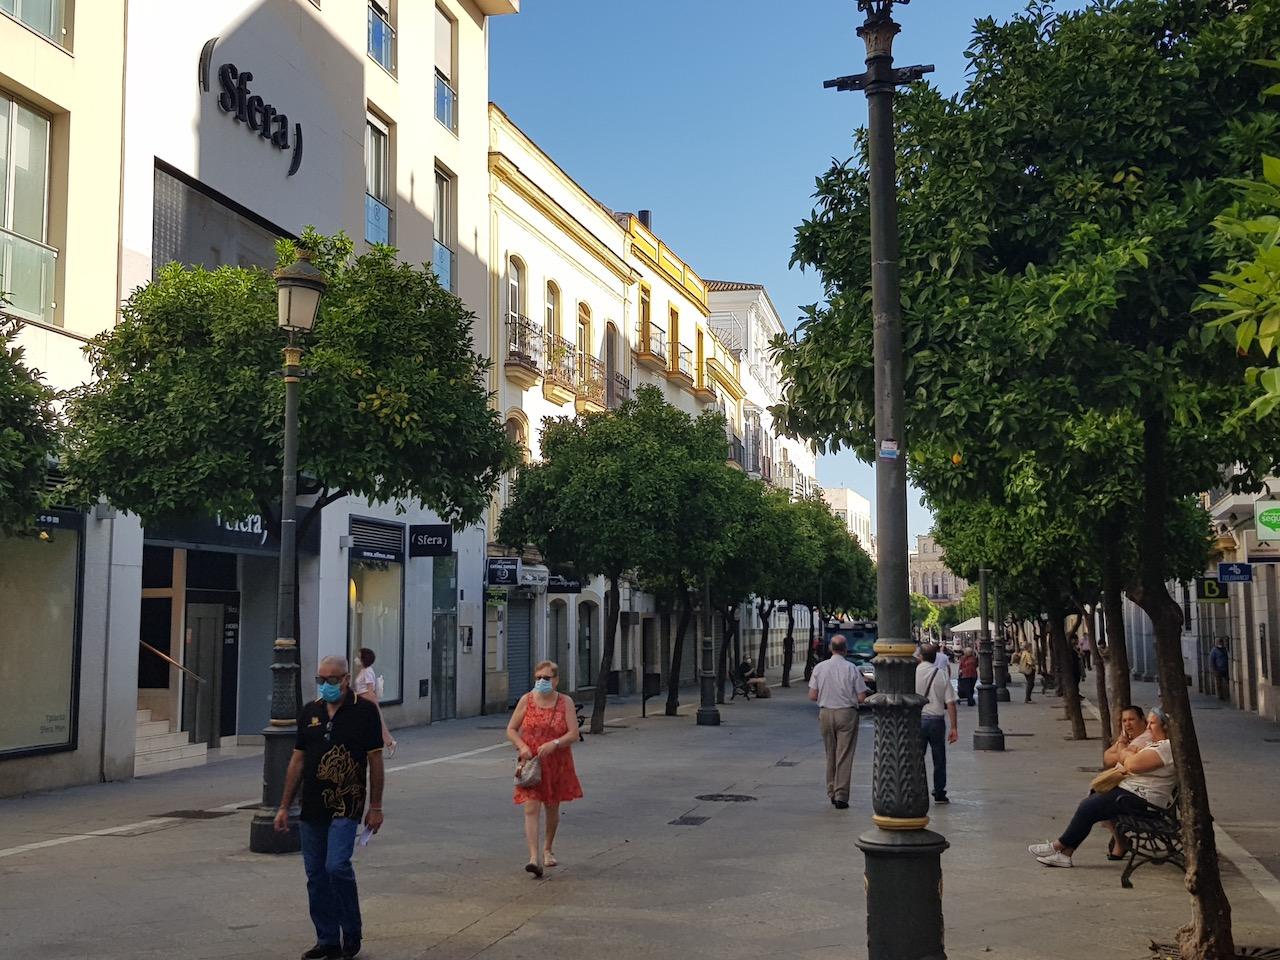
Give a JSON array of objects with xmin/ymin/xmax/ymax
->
[
  {"xmin": 1149, "ymin": 947, "xmax": 1280, "ymax": 959},
  {"xmin": 669, "ymin": 815, "xmax": 709, "ymax": 826},
  {"xmin": 155, "ymin": 810, "xmax": 235, "ymax": 820},
  {"xmin": 696, "ymin": 794, "xmax": 757, "ymax": 802}
]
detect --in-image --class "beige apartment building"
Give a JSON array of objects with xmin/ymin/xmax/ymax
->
[{"xmin": 909, "ymin": 533, "xmax": 969, "ymax": 605}]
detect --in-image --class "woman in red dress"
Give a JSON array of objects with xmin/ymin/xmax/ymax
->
[{"xmin": 506, "ymin": 660, "xmax": 583, "ymax": 876}]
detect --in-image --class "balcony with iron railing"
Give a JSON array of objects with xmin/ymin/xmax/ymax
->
[
  {"xmin": 504, "ymin": 313, "xmax": 543, "ymax": 389},
  {"xmin": 368, "ymin": 3, "xmax": 396, "ymax": 73},
  {"xmin": 435, "ymin": 69, "xmax": 457, "ymax": 133},
  {"xmin": 667, "ymin": 342, "xmax": 695, "ymax": 385},
  {"xmin": 634, "ymin": 321, "xmax": 667, "ymax": 371},
  {"xmin": 576, "ymin": 354, "xmax": 606, "ymax": 414},
  {"xmin": 0, "ymin": 227, "xmax": 57, "ymax": 326},
  {"xmin": 728, "ymin": 429, "xmax": 745, "ymax": 469},
  {"xmin": 607, "ymin": 371, "xmax": 631, "ymax": 409},
  {"xmin": 543, "ymin": 332, "xmax": 578, "ymax": 405}
]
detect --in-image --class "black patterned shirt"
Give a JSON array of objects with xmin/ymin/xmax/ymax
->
[{"xmin": 296, "ymin": 691, "xmax": 383, "ymax": 823}]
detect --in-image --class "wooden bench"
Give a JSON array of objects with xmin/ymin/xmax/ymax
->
[{"xmin": 1114, "ymin": 791, "xmax": 1185, "ymax": 889}]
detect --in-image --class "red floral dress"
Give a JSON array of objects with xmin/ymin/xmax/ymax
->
[{"xmin": 513, "ymin": 694, "xmax": 584, "ymax": 806}]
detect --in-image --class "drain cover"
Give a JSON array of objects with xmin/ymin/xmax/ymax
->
[
  {"xmin": 155, "ymin": 810, "xmax": 234, "ymax": 820},
  {"xmin": 1265, "ymin": 738, "xmax": 1280, "ymax": 743},
  {"xmin": 696, "ymin": 794, "xmax": 757, "ymax": 802},
  {"xmin": 670, "ymin": 815, "xmax": 709, "ymax": 826},
  {"xmin": 1078, "ymin": 766, "xmax": 1103, "ymax": 773},
  {"xmin": 1004, "ymin": 732, "xmax": 1034, "ymax": 737},
  {"xmin": 775, "ymin": 761, "xmax": 799, "ymax": 767}
]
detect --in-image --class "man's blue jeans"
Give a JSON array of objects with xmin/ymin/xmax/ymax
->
[
  {"xmin": 920, "ymin": 715, "xmax": 947, "ymax": 798},
  {"xmin": 299, "ymin": 817, "xmax": 361, "ymax": 947}
]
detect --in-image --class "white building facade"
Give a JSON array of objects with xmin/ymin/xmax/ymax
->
[
  {"xmin": 822, "ymin": 486, "xmax": 874, "ymax": 555},
  {"xmin": 2, "ymin": 0, "xmax": 518, "ymax": 796}
]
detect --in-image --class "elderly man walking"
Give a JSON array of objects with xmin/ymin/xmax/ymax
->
[
  {"xmin": 275, "ymin": 655, "xmax": 385, "ymax": 960},
  {"xmin": 808, "ymin": 634, "xmax": 868, "ymax": 809}
]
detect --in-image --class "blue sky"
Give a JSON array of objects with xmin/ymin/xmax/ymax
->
[{"xmin": 490, "ymin": 0, "xmax": 1087, "ymax": 545}]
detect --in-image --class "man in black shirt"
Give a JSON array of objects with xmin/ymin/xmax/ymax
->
[{"xmin": 275, "ymin": 655, "xmax": 385, "ymax": 960}]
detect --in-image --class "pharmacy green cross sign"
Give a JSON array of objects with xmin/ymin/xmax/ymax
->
[{"xmin": 1258, "ymin": 501, "xmax": 1280, "ymax": 539}]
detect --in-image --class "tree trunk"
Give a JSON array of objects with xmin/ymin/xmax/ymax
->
[
  {"xmin": 755, "ymin": 600, "xmax": 775, "ymax": 681},
  {"xmin": 589, "ymin": 576, "xmax": 621, "ymax": 735},
  {"xmin": 1133, "ymin": 412, "xmax": 1234, "ymax": 960},
  {"xmin": 782, "ymin": 603, "xmax": 797, "ymax": 687},
  {"xmin": 1049, "ymin": 613, "xmax": 1088, "ymax": 739},
  {"xmin": 804, "ymin": 607, "xmax": 818, "ymax": 681},
  {"xmin": 1088, "ymin": 604, "xmax": 1112, "ymax": 741},
  {"xmin": 665, "ymin": 588, "xmax": 693, "ymax": 717},
  {"xmin": 1101, "ymin": 537, "xmax": 1134, "ymax": 734}
]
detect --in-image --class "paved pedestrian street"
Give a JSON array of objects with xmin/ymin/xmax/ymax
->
[{"xmin": 4, "ymin": 680, "xmax": 1280, "ymax": 960}]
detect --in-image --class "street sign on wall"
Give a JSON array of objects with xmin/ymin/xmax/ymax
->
[
  {"xmin": 1257, "ymin": 501, "xmax": 1280, "ymax": 539},
  {"xmin": 1218, "ymin": 562, "xmax": 1253, "ymax": 583},
  {"xmin": 486, "ymin": 557, "xmax": 521, "ymax": 587},
  {"xmin": 1195, "ymin": 577, "xmax": 1229, "ymax": 603}
]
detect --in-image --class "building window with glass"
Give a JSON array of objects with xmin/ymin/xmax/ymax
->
[
  {"xmin": 347, "ymin": 520, "xmax": 404, "ymax": 703},
  {"xmin": 434, "ymin": 6, "xmax": 457, "ymax": 133},
  {"xmin": 367, "ymin": 0, "xmax": 395, "ymax": 74},
  {"xmin": 1, "ymin": 0, "xmax": 69, "ymax": 48},
  {"xmin": 0, "ymin": 514, "xmax": 82, "ymax": 756},
  {"xmin": 364, "ymin": 116, "xmax": 391, "ymax": 245},
  {"xmin": 433, "ymin": 168, "xmax": 454, "ymax": 291},
  {"xmin": 545, "ymin": 281, "xmax": 559, "ymax": 335},
  {"xmin": 0, "ymin": 93, "xmax": 55, "ymax": 325}
]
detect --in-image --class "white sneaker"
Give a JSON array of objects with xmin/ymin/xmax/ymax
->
[
  {"xmin": 1027, "ymin": 841, "xmax": 1055, "ymax": 858},
  {"xmin": 1036, "ymin": 851, "xmax": 1073, "ymax": 868}
]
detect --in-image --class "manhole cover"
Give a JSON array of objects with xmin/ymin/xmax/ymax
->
[
  {"xmin": 696, "ymin": 794, "xmax": 757, "ymax": 802},
  {"xmin": 669, "ymin": 815, "xmax": 709, "ymax": 826},
  {"xmin": 1150, "ymin": 946, "xmax": 1280, "ymax": 959},
  {"xmin": 154, "ymin": 810, "xmax": 234, "ymax": 820},
  {"xmin": 775, "ymin": 761, "xmax": 799, "ymax": 767}
]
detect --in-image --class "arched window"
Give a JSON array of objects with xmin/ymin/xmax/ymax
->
[
  {"xmin": 507, "ymin": 257, "xmax": 525, "ymax": 321},
  {"xmin": 503, "ymin": 414, "xmax": 528, "ymax": 506},
  {"xmin": 545, "ymin": 281, "xmax": 560, "ymax": 335},
  {"xmin": 577, "ymin": 302, "xmax": 592, "ymax": 364}
]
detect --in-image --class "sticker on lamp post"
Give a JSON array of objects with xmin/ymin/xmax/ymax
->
[{"xmin": 1257, "ymin": 501, "xmax": 1280, "ymax": 539}]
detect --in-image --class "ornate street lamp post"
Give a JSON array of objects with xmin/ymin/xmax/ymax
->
[
  {"xmin": 826, "ymin": 4, "xmax": 945, "ymax": 957},
  {"xmin": 249, "ymin": 252, "xmax": 328, "ymax": 854},
  {"xmin": 696, "ymin": 570, "xmax": 721, "ymax": 726},
  {"xmin": 993, "ymin": 581, "xmax": 1010, "ymax": 701},
  {"xmin": 974, "ymin": 568, "xmax": 1005, "ymax": 751}
]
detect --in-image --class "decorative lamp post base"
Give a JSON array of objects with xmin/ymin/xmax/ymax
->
[
  {"xmin": 248, "ymin": 725, "xmax": 301, "ymax": 854},
  {"xmin": 973, "ymin": 681, "xmax": 1005, "ymax": 751},
  {"xmin": 996, "ymin": 684, "xmax": 1011, "ymax": 703},
  {"xmin": 858, "ymin": 826, "xmax": 949, "ymax": 960},
  {"xmin": 696, "ymin": 672, "xmax": 721, "ymax": 726}
]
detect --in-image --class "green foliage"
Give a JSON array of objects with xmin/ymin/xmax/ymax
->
[
  {"xmin": 910, "ymin": 592, "xmax": 939, "ymax": 631},
  {"xmin": 0, "ymin": 319, "xmax": 57, "ymax": 533},
  {"xmin": 1199, "ymin": 62, "xmax": 1280, "ymax": 417},
  {"xmin": 63, "ymin": 229, "xmax": 517, "ymax": 527}
]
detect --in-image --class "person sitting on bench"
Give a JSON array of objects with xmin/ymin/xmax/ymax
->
[{"xmin": 1026, "ymin": 707, "xmax": 1175, "ymax": 868}]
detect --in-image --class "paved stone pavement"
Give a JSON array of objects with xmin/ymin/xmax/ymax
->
[{"xmin": 3, "ymin": 676, "xmax": 1279, "ymax": 960}]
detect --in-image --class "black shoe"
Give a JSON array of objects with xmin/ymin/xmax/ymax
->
[
  {"xmin": 833, "ymin": 800, "xmax": 849, "ymax": 809},
  {"xmin": 302, "ymin": 945, "xmax": 340, "ymax": 960},
  {"xmin": 342, "ymin": 940, "xmax": 362, "ymax": 959},
  {"xmin": 933, "ymin": 793, "xmax": 950, "ymax": 804}
]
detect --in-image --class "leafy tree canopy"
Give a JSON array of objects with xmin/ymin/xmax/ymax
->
[
  {"xmin": 0, "ymin": 319, "xmax": 57, "ymax": 534},
  {"xmin": 64, "ymin": 229, "xmax": 516, "ymax": 528}
]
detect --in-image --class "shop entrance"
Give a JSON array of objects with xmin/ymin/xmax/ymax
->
[
  {"xmin": 182, "ymin": 603, "xmax": 224, "ymax": 745},
  {"xmin": 431, "ymin": 555, "xmax": 458, "ymax": 722},
  {"xmin": 507, "ymin": 598, "xmax": 533, "ymax": 707}
]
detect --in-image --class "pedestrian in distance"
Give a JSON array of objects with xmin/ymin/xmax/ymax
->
[
  {"xmin": 1016, "ymin": 642, "xmax": 1037, "ymax": 702},
  {"xmin": 1210, "ymin": 638, "xmax": 1230, "ymax": 702},
  {"xmin": 915, "ymin": 643, "xmax": 959, "ymax": 804},
  {"xmin": 957, "ymin": 647, "xmax": 978, "ymax": 706},
  {"xmin": 507, "ymin": 660, "xmax": 583, "ymax": 878},
  {"xmin": 808, "ymin": 634, "xmax": 869, "ymax": 809},
  {"xmin": 275, "ymin": 655, "xmax": 385, "ymax": 960},
  {"xmin": 1028, "ymin": 708, "xmax": 1175, "ymax": 868},
  {"xmin": 353, "ymin": 647, "xmax": 396, "ymax": 757}
]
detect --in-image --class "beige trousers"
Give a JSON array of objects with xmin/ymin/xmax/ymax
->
[{"xmin": 819, "ymin": 707, "xmax": 860, "ymax": 802}]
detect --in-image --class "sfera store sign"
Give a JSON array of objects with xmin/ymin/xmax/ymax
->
[{"xmin": 198, "ymin": 37, "xmax": 303, "ymax": 176}]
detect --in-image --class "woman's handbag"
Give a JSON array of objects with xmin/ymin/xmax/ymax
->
[
  {"xmin": 515, "ymin": 755, "xmax": 542, "ymax": 789},
  {"xmin": 1089, "ymin": 764, "xmax": 1127, "ymax": 795}
]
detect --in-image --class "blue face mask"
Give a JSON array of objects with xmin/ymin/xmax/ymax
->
[
  {"xmin": 318, "ymin": 682, "xmax": 343, "ymax": 703},
  {"xmin": 533, "ymin": 678, "xmax": 553, "ymax": 695}
]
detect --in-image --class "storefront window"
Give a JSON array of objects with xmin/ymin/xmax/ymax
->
[
  {"xmin": 577, "ymin": 601, "xmax": 597, "ymax": 688},
  {"xmin": 348, "ymin": 555, "xmax": 403, "ymax": 702},
  {"xmin": 0, "ymin": 523, "xmax": 81, "ymax": 755}
]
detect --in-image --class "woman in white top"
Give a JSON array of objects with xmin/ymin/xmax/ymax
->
[
  {"xmin": 1027, "ymin": 707, "xmax": 1174, "ymax": 867},
  {"xmin": 355, "ymin": 647, "xmax": 396, "ymax": 757}
]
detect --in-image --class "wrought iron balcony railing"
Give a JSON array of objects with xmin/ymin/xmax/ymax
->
[
  {"xmin": 506, "ymin": 313, "xmax": 543, "ymax": 369},
  {"xmin": 607, "ymin": 371, "xmax": 631, "ymax": 409},
  {"xmin": 577, "ymin": 354, "xmax": 606, "ymax": 407},
  {"xmin": 545, "ymin": 332, "xmax": 578, "ymax": 393}
]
